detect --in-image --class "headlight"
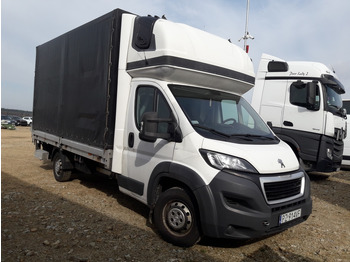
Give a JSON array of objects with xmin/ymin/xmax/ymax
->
[
  {"xmin": 326, "ymin": 148, "xmax": 333, "ymax": 160},
  {"xmin": 200, "ymin": 149, "xmax": 257, "ymax": 173}
]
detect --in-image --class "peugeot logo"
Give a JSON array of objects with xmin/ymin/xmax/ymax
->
[{"xmin": 278, "ymin": 159, "xmax": 285, "ymax": 168}]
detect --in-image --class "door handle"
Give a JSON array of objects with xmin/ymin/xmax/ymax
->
[
  {"xmin": 128, "ymin": 132, "xmax": 134, "ymax": 148},
  {"xmin": 283, "ymin": 121, "xmax": 293, "ymax": 127}
]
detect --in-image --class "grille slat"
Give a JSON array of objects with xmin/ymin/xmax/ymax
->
[{"xmin": 264, "ymin": 178, "xmax": 302, "ymax": 202}]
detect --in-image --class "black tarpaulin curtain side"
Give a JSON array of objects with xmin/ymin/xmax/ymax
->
[{"xmin": 33, "ymin": 9, "xmax": 128, "ymax": 149}]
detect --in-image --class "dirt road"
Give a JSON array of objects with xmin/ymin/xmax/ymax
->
[{"xmin": 2, "ymin": 127, "xmax": 350, "ymax": 261}]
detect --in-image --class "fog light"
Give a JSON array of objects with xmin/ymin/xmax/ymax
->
[
  {"xmin": 327, "ymin": 148, "xmax": 333, "ymax": 160},
  {"xmin": 263, "ymin": 221, "xmax": 270, "ymax": 227}
]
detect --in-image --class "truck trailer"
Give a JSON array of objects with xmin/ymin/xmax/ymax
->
[
  {"xmin": 251, "ymin": 54, "xmax": 347, "ymax": 172},
  {"xmin": 33, "ymin": 9, "xmax": 312, "ymax": 246}
]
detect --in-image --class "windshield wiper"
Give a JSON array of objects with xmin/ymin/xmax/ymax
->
[
  {"xmin": 193, "ymin": 124, "xmax": 230, "ymax": 138},
  {"xmin": 193, "ymin": 125, "xmax": 276, "ymax": 141},
  {"xmin": 229, "ymin": 134, "xmax": 276, "ymax": 140},
  {"xmin": 327, "ymin": 104, "xmax": 346, "ymax": 117},
  {"xmin": 329, "ymin": 104, "xmax": 340, "ymax": 110}
]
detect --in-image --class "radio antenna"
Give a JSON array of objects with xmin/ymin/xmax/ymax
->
[{"xmin": 238, "ymin": 0, "xmax": 254, "ymax": 53}]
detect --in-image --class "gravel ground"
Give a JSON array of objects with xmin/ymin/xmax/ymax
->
[{"xmin": 2, "ymin": 127, "xmax": 350, "ymax": 261}]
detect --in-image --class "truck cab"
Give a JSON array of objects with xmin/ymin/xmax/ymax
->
[{"xmin": 251, "ymin": 54, "xmax": 346, "ymax": 172}]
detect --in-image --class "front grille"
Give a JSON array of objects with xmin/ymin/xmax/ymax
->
[
  {"xmin": 272, "ymin": 199, "xmax": 306, "ymax": 213},
  {"xmin": 264, "ymin": 178, "xmax": 302, "ymax": 201},
  {"xmin": 260, "ymin": 172, "xmax": 305, "ymax": 205}
]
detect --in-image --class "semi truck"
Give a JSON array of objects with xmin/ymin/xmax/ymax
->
[
  {"xmin": 33, "ymin": 9, "xmax": 312, "ymax": 247},
  {"xmin": 251, "ymin": 54, "xmax": 347, "ymax": 172}
]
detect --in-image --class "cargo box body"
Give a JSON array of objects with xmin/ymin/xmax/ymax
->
[{"xmin": 33, "ymin": 9, "xmax": 128, "ymax": 150}]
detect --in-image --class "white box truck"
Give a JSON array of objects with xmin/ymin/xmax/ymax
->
[
  {"xmin": 252, "ymin": 54, "xmax": 347, "ymax": 172},
  {"xmin": 33, "ymin": 10, "xmax": 312, "ymax": 246},
  {"xmin": 341, "ymin": 99, "xmax": 350, "ymax": 167}
]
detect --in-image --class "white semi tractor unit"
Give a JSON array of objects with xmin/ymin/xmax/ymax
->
[
  {"xmin": 33, "ymin": 10, "xmax": 312, "ymax": 246},
  {"xmin": 252, "ymin": 54, "xmax": 347, "ymax": 172}
]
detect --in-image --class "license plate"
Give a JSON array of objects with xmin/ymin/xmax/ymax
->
[{"xmin": 279, "ymin": 209, "xmax": 301, "ymax": 225}]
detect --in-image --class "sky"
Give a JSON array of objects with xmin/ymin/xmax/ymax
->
[{"xmin": 2, "ymin": 0, "xmax": 350, "ymax": 111}]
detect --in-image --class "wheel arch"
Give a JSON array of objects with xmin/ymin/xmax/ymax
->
[
  {"xmin": 51, "ymin": 147, "xmax": 60, "ymax": 160},
  {"xmin": 147, "ymin": 162, "xmax": 206, "ymax": 207},
  {"xmin": 147, "ymin": 162, "xmax": 219, "ymax": 237}
]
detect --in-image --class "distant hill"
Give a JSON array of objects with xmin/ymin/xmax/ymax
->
[{"xmin": 1, "ymin": 108, "xmax": 33, "ymax": 117}]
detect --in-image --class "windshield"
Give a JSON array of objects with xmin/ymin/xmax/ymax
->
[
  {"xmin": 169, "ymin": 85, "xmax": 278, "ymax": 144},
  {"xmin": 325, "ymin": 84, "xmax": 343, "ymax": 110},
  {"xmin": 321, "ymin": 74, "xmax": 345, "ymax": 116}
]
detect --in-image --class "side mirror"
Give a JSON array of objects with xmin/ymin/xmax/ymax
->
[
  {"xmin": 306, "ymin": 82, "xmax": 319, "ymax": 110},
  {"xmin": 341, "ymin": 108, "xmax": 347, "ymax": 118},
  {"xmin": 139, "ymin": 112, "xmax": 174, "ymax": 142}
]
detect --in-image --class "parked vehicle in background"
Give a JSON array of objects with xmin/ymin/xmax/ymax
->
[
  {"xmin": 2, "ymin": 115, "xmax": 16, "ymax": 125},
  {"xmin": 1, "ymin": 115, "xmax": 16, "ymax": 130},
  {"xmin": 22, "ymin": 117, "xmax": 32, "ymax": 126},
  {"xmin": 32, "ymin": 9, "xmax": 312, "ymax": 247},
  {"xmin": 11, "ymin": 116, "xmax": 28, "ymax": 126},
  {"xmin": 341, "ymin": 99, "xmax": 350, "ymax": 168},
  {"xmin": 251, "ymin": 54, "xmax": 347, "ymax": 172}
]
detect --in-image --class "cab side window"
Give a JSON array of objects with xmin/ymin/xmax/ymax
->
[
  {"xmin": 135, "ymin": 86, "xmax": 172, "ymax": 132},
  {"xmin": 290, "ymin": 81, "xmax": 320, "ymax": 109}
]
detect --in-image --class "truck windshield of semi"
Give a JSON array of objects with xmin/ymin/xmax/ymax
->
[{"xmin": 324, "ymin": 77, "xmax": 344, "ymax": 115}]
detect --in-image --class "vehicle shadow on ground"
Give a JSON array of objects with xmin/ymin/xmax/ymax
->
[
  {"xmin": 308, "ymin": 171, "xmax": 350, "ymax": 211},
  {"xmin": 338, "ymin": 169, "xmax": 350, "ymax": 181},
  {"xmin": 1, "ymin": 172, "xmax": 221, "ymax": 262},
  {"xmin": 40, "ymin": 161, "xmax": 53, "ymax": 171},
  {"xmin": 239, "ymin": 245, "xmax": 317, "ymax": 262},
  {"xmin": 77, "ymin": 171, "xmax": 150, "ymax": 218},
  {"xmin": 31, "ymin": 166, "xmax": 318, "ymax": 261},
  {"xmin": 40, "ymin": 162, "xmax": 150, "ymax": 220},
  {"xmin": 199, "ymin": 238, "xmax": 317, "ymax": 261},
  {"xmin": 199, "ymin": 235, "xmax": 265, "ymax": 248},
  {"xmin": 38, "ymin": 164, "xmax": 181, "ymax": 241}
]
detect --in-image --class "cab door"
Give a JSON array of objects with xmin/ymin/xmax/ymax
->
[
  {"xmin": 121, "ymin": 81, "xmax": 177, "ymax": 203},
  {"xmin": 282, "ymin": 80, "xmax": 324, "ymax": 161},
  {"xmin": 282, "ymin": 80, "xmax": 324, "ymax": 133}
]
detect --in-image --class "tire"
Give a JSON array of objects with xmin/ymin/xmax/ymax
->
[
  {"xmin": 153, "ymin": 187, "xmax": 201, "ymax": 247},
  {"xmin": 53, "ymin": 153, "xmax": 72, "ymax": 182}
]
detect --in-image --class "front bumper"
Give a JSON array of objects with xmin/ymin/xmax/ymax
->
[
  {"xmin": 316, "ymin": 135, "xmax": 343, "ymax": 172},
  {"xmin": 195, "ymin": 169, "xmax": 312, "ymax": 239}
]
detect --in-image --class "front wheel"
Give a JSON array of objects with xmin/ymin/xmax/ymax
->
[{"xmin": 153, "ymin": 187, "xmax": 201, "ymax": 247}]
